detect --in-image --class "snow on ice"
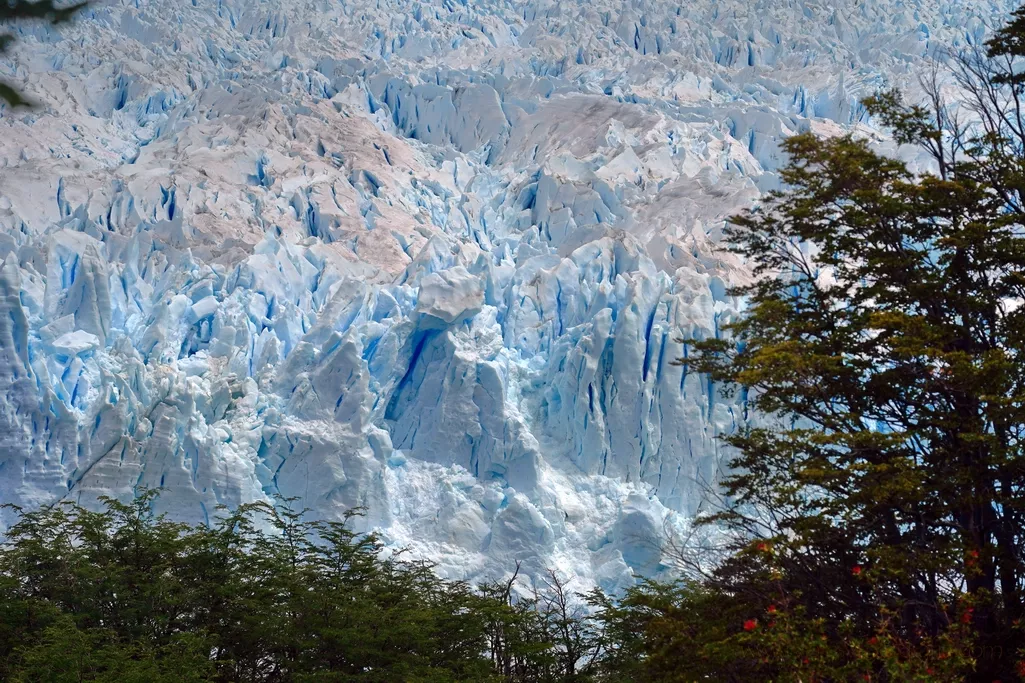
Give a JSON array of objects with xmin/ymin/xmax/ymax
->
[{"xmin": 0, "ymin": 0, "xmax": 1016, "ymax": 590}]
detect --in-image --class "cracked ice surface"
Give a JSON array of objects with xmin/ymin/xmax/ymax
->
[{"xmin": 0, "ymin": 0, "xmax": 1015, "ymax": 589}]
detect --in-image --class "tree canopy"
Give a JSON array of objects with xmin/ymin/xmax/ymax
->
[
  {"xmin": 661, "ymin": 6, "xmax": 1025, "ymax": 681},
  {"xmin": 0, "ymin": 493, "xmax": 630, "ymax": 682}
]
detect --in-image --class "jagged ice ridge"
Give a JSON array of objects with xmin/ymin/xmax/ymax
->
[{"xmin": 0, "ymin": 0, "xmax": 1016, "ymax": 591}]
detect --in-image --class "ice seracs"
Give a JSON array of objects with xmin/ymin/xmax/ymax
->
[
  {"xmin": 0, "ymin": 0, "xmax": 1016, "ymax": 590},
  {"xmin": 415, "ymin": 266, "xmax": 485, "ymax": 328}
]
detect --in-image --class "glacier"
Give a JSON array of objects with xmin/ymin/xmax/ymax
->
[{"xmin": 0, "ymin": 0, "xmax": 1016, "ymax": 590}]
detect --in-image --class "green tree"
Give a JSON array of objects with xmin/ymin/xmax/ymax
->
[
  {"xmin": 11, "ymin": 616, "xmax": 214, "ymax": 683},
  {"xmin": 657, "ymin": 9, "xmax": 1025, "ymax": 681},
  {"xmin": 1, "ymin": 0, "xmax": 87, "ymax": 106},
  {"xmin": 476, "ymin": 564, "xmax": 605, "ymax": 683},
  {"xmin": 0, "ymin": 493, "xmax": 540, "ymax": 682}
]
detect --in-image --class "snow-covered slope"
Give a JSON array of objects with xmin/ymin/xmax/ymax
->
[{"xmin": 0, "ymin": 0, "xmax": 1014, "ymax": 589}]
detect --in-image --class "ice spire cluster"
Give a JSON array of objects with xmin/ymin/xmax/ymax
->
[{"xmin": 0, "ymin": 0, "xmax": 1015, "ymax": 588}]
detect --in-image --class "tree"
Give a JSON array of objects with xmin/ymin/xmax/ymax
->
[
  {"xmin": 11, "ymin": 616, "xmax": 214, "ymax": 683},
  {"xmin": 476, "ymin": 563, "xmax": 606, "ymax": 683},
  {"xmin": 664, "ymin": 9, "xmax": 1025, "ymax": 682},
  {"xmin": 3, "ymin": 493, "xmax": 581, "ymax": 682},
  {"xmin": 1, "ymin": 0, "xmax": 86, "ymax": 107}
]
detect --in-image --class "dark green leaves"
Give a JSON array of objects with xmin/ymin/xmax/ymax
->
[
  {"xmin": 678, "ymin": 42, "xmax": 1025, "ymax": 679},
  {"xmin": 0, "ymin": 494, "xmax": 623, "ymax": 682}
]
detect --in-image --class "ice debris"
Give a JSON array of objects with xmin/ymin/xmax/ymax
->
[{"xmin": 0, "ymin": 0, "xmax": 1015, "ymax": 590}]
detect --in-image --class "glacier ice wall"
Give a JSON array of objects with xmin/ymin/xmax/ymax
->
[{"xmin": 0, "ymin": 0, "xmax": 1015, "ymax": 589}]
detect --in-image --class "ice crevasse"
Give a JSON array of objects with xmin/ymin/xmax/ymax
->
[{"xmin": 0, "ymin": 0, "xmax": 1015, "ymax": 590}]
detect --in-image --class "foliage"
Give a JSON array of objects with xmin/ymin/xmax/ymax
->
[
  {"xmin": 0, "ymin": 494, "xmax": 485, "ymax": 682},
  {"xmin": 12, "ymin": 3, "xmax": 1025, "ymax": 682},
  {"xmin": 0, "ymin": 493, "xmax": 628, "ymax": 683},
  {"xmin": 477, "ymin": 565, "xmax": 606, "ymax": 682},
  {"xmin": 651, "ymin": 6, "xmax": 1025, "ymax": 682},
  {"xmin": 584, "ymin": 544, "xmax": 983, "ymax": 682}
]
